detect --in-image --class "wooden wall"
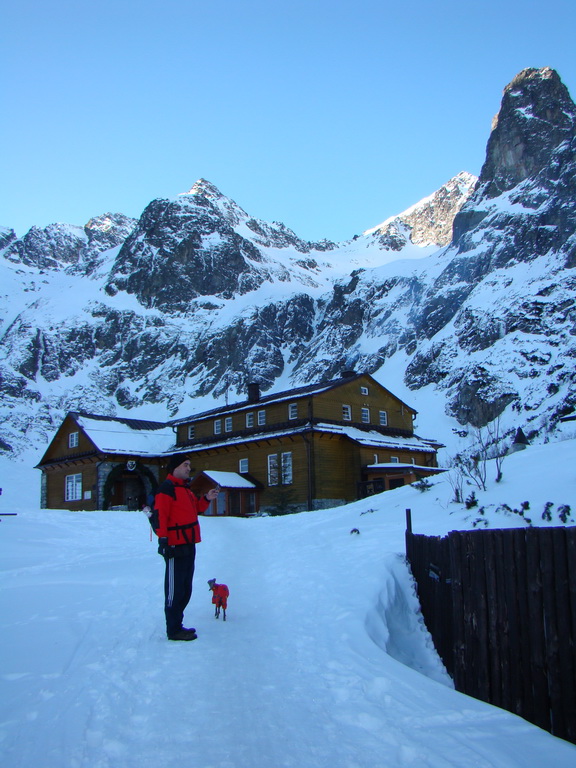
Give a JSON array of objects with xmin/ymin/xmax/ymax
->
[
  {"xmin": 175, "ymin": 374, "xmax": 417, "ymax": 443},
  {"xmin": 313, "ymin": 377, "xmax": 415, "ymax": 432},
  {"xmin": 406, "ymin": 522, "xmax": 576, "ymax": 745},
  {"xmin": 43, "ymin": 459, "xmax": 99, "ymax": 510}
]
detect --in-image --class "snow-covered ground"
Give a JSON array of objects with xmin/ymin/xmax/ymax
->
[{"xmin": 1, "ymin": 439, "xmax": 575, "ymax": 767}]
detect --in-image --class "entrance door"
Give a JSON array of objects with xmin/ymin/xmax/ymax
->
[
  {"xmin": 123, "ymin": 476, "xmax": 144, "ymax": 510},
  {"xmin": 216, "ymin": 492, "xmax": 227, "ymax": 516}
]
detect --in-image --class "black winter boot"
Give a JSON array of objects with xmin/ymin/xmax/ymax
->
[{"xmin": 168, "ymin": 629, "xmax": 197, "ymax": 641}]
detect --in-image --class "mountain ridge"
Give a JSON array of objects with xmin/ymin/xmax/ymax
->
[{"xmin": 1, "ymin": 67, "xmax": 574, "ymax": 462}]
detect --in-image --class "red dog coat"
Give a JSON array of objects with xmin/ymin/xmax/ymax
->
[{"xmin": 211, "ymin": 583, "xmax": 229, "ymax": 609}]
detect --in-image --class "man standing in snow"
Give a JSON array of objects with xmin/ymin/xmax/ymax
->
[{"xmin": 154, "ymin": 454, "xmax": 219, "ymax": 641}]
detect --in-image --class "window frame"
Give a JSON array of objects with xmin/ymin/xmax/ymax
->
[
  {"xmin": 281, "ymin": 452, "xmax": 293, "ymax": 485},
  {"xmin": 267, "ymin": 454, "xmax": 279, "ymax": 486},
  {"xmin": 65, "ymin": 473, "xmax": 82, "ymax": 502}
]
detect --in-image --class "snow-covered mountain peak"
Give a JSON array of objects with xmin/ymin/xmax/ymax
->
[
  {"xmin": 364, "ymin": 171, "xmax": 477, "ymax": 247},
  {"xmin": 181, "ymin": 178, "xmax": 250, "ymax": 229},
  {"xmin": 187, "ymin": 178, "xmax": 230, "ymax": 200},
  {"xmin": 479, "ymin": 67, "xmax": 576, "ymax": 198}
]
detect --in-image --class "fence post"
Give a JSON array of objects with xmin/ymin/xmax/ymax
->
[{"xmin": 405, "ymin": 509, "xmax": 413, "ymax": 565}]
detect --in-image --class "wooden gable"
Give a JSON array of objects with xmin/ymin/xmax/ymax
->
[
  {"xmin": 172, "ymin": 372, "xmax": 418, "ymax": 445},
  {"xmin": 37, "ymin": 413, "xmax": 99, "ymax": 466},
  {"xmin": 310, "ymin": 374, "xmax": 416, "ymax": 431}
]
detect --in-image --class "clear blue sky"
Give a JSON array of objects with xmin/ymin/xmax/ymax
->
[{"xmin": 2, "ymin": 0, "xmax": 575, "ymax": 242}]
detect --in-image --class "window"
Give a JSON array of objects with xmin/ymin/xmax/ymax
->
[
  {"xmin": 246, "ymin": 412, "xmax": 254, "ymax": 428},
  {"xmin": 281, "ymin": 452, "xmax": 293, "ymax": 484},
  {"xmin": 187, "ymin": 425, "xmax": 195, "ymax": 440},
  {"xmin": 360, "ymin": 386, "xmax": 369, "ymax": 395},
  {"xmin": 288, "ymin": 403, "xmax": 298, "ymax": 420},
  {"xmin": 379, "ymin": 410, "xmax": 388, "ymax": 426},
  {"xmin": 342, "ymin": 404, "xmax": 352, "ymax": 421},
  {"xmin": 258, "ymin": 410, "xmax": 266, "ymax": 426},
  {"xmin": 361, "ymin": 407, "xmax": 370, "ymax": 424},
  {"xmin": 268, "ymin": 454, "xmax": 279, "ymax": 486},
  {"xmin": 225, "ymin": 417, "xmax": 233, "ymax": 432},
  {"xmin": 214, "ymin": 419, "xmax": 222, "ymax": 435},
  {"xmin": 239, "ymin": 458, "xmax": 249, "ymax": 474},
  {"xmin": 68, "ymin": 431, "xmax": 79, "ymax": 448},
  {"xmin": 390, "ymin": 456, "xmax": 399, "ymax": 463},
  {"xmin": 373, "ymin": 454, "xmax": 379, "ymax": 464},
  {"xmin": 267, "ymin": 452, "xmax": 293, "ymax": 486},
  {"xmin": 65, "ymin": 473, "xmax": 82, "ymax": 501}
]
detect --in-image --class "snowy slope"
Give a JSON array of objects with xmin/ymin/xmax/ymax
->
[{"xmin": 1, "ymin": 441, "xmax": 575, "ymax": 768}]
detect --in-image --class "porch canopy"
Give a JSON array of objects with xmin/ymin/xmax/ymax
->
[{"xmin": 190, "ymin": 470, "xmax": 260, "ymax": 517}]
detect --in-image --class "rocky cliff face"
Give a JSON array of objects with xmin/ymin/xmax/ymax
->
[
  {"xmin": 313, "ymin": 67, "xmax": 576, "ymax": 434},
  {"xmin": 3, "ymin": 213, "xmax": 137, "ymax": 272},
  {"xmin": 103, "ymin": 179, "xmax": 335, "ymax": 313},
  {"xmin": 0, "ymin": 67, "xmax": 574, "ymax": 458}
]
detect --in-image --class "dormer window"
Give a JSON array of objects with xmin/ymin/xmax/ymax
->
[
  {"xmin": 68, "ymin": 431, "xmax": 79, "ymax": 448},
  {"xmin": 288, "ymin": 403, "xmax": 298, "ymax": 420},
  {"xmin": 225, "ymin": 417, "xmax": 233, "ymax": 432},
  {"xmin": 214, "ymin": 419, "xmax": 222, "ymax": 435},
  {"xmin": 258, "ymin": 410, "xmax": 266, "ymax": 426},
  {"xmin": 187, "ymin": 425, "xmax": 195, "ymax": 440},
  {"xmin": 246, "ymin": 412, "xmax": 254, "ymax": 428}
]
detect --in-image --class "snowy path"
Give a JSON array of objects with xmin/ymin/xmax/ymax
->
[{"xmin": 1, "ymin": 504, "xmax": 576, "ymax": 768}]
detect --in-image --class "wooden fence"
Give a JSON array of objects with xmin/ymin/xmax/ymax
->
[{"xmin": 405, "ymin": 510, "xmax": 576, "ymax": 744}]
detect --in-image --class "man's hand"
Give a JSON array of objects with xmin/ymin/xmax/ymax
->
[
  {"xmin": 205, "ymin": 487, "xmax": 220, "ymax": 501},
  {"xmin": 158, "ymin": 537, "xmax": 173, "ymax": 558}
]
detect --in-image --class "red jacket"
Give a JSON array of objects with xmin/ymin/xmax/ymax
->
[
  {"xmin": 154, "ymin": 475, "xmax": 209, "ymax": 546},
  {"xmin": 211, "ymin": 583, "xmax": 229, "ymax": 608}
]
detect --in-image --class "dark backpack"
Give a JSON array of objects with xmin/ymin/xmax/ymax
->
[{"xmin": 143, "ymin": 479, "xmax": 176, "ymax": 534}]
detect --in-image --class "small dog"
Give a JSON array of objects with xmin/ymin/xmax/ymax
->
[{"xmin": 208, "ymin": 578, "xmax": 229, "ymax": 621}]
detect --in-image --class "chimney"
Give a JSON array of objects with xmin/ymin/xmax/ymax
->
[
  {"xmin": 342, "ymin": 370, "xmax": 356, "ymax": 378},
  {"xmin": 247, "ymin": 382, "xmax": 261, "ymax": 403}
]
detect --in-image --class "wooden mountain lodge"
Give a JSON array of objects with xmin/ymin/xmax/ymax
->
[{"xmin": 36, "ymin": 372, "xmax": 444, "ymax": 516}]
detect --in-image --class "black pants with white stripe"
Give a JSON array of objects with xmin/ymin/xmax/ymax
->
[{"xmin": 163, "ymin": 544, "xmax": 196, "ymax": 638}]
